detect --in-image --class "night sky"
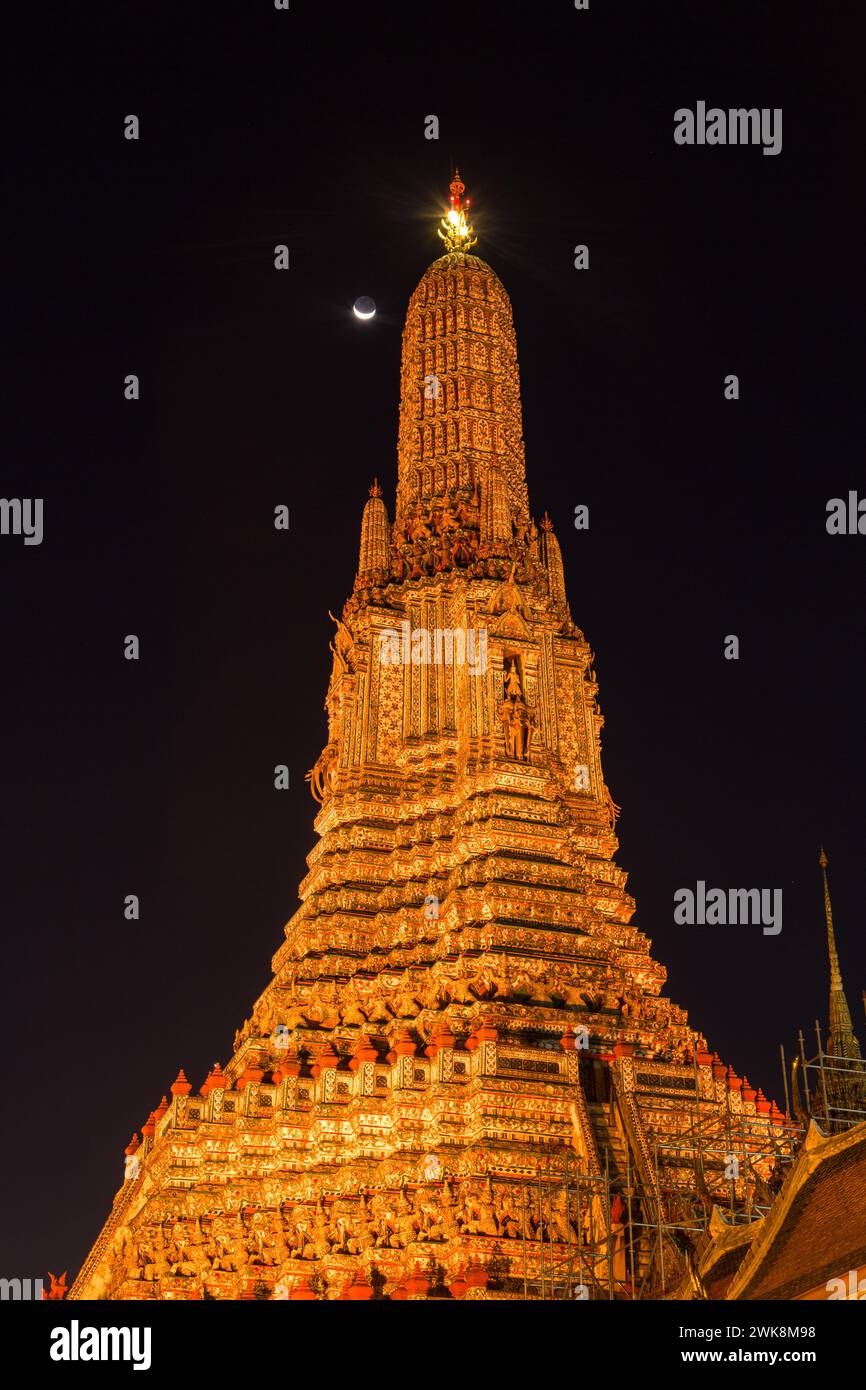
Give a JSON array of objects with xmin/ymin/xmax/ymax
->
[{"xmin": 4, "ymin": 1, "xmax": 863, "ymax": 1285}]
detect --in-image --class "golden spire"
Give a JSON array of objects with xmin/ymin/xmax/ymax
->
[
  {"xmin": 438, "ymin": 168, "xmax": 477, "ymax": 252},
  {"xmin": 819, "ymin": 847, "xmax": 862, "ymax": 1062},
  {"xmin": 819, "ymin": 847, "xmax": 842, "ymax": 991},
  {"xmin": 357, "ymin": 479, "xmax": 389, "ymax": 582},
  {"xmin": 538, "ymin": 513, "xmax": 570, "ymax": 616}
]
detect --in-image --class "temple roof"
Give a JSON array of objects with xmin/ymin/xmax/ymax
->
[{"xmin": 722, "ymin": 1120, "xmax": 866, "ymax": 1300}]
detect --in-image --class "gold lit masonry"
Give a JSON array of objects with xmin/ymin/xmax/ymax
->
[{"xmin": 73, "ymin": 176, "xmax": 802, "ymax": 1302}]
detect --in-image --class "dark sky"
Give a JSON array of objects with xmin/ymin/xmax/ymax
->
[{"xmin": 3, "ymin": 1, "xmax": 863, "ymax": 1283}]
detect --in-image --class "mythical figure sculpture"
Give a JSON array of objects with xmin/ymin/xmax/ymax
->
[
  {"xmin": 43, "ymin": 1271, "xmax": 68, "ymax": 1300},
  {"xmin": 499, "ymin": 695, "xmax": 535, "ymax": 761},
  {"xmin": 328, "ymin": 611, "xmax": 356, "ymax": 673},
  {"xmin": 306, "ymin": 743, "xmax": 339, "ymax": 803},
  {"xmin": 493, "ymin": 561, "xmax": 531, "ymax": 636},
  {"xmin": 461, "ymin": 1179, "xmax": 499, "ymax": 1237}
]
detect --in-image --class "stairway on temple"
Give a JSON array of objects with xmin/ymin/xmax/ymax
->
[
  {"xmin": 584, "ymin": 1098, "xmax": 656, "ymax": 1295},
  {"xmin": 587, "ymin": 1099, "xmax": 629, "ymax": 1187}
]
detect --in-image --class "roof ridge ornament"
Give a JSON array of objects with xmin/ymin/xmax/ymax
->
[{"xmin": 438, "ymin": 168, "xmax": 477, "ymax": 252}]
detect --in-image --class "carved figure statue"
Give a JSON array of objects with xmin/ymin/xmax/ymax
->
[
  {"xmin": 504, "ymin": 661, "xmax": 523, "ymax": 699},
  {"xmin": 408, "ymin": 512, "xmax": 432, "ymax": 542},
  {"xmin": 328, "ymin": 611, "xmax": 355, "ymax": 673},
  {"xmin": 306, "ymin": 743, "xmax": 339, "ymax": 804},
  {"xmin": 499, "ymin": 698, "xmax": 534, "ymax": 760},
  {"xmin": 493, "ymin": 561, "xmax": 531, "ymax": 634},
  {"xmin": 494, "ymin": 1190, "xmax": 522, "ymax": 1239},
  {"xmin": 393, "ymin": 973, "xmax": 422, "ymax": 1017},
  {"xmin": 461, "ymin": 1179, "xmax": 499, "ymax": 1237},
  {"xmin": 340, "ymin": 998, "xmax": 369, "ymax": 1027},
  {"xmin": 43, "ymin": 1271, "xmax": 68, "ymax": 1300}
]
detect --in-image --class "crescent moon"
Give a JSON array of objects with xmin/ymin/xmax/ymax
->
[{"xmin": 353, "ymin": 304, "xmax": 376, "ymax": 320}]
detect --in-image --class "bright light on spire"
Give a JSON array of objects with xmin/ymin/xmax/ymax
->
[{"xmin": 438, "ymin": 169, "xmax": 477, "ymax": 252}]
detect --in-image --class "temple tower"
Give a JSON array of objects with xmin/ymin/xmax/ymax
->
[{"xmin": 71, "ymin": 176, "xmax": 796, "ymax": 1303}]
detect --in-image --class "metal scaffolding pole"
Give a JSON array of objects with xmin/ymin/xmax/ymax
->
[{"xmin": 780, "ymin": 1042, "xmax": 791, "ymax": 1119}]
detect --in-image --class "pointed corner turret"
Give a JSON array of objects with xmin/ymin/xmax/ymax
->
[{"xmin": 356, "ymin": 478, "xmax": 390, "ymax": 586}]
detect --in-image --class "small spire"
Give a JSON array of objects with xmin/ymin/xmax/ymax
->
[
  {"xmin": 357, "ymin": 477, "xmax": 390, "ymax": 582},
  {"xmin": 538, "ymin": 512, "xmax": 570, "ymax": 616},
  {"xmin": 819, "ymin": 847, "xmax": 862, "ymax": 1064},
  {"xmin": 819, "ymin": 847, "xmax": 843, "ymax": 991},
  {"xmin": 438, "ymin": 168, "xmax": 477, "ymax": 252}
]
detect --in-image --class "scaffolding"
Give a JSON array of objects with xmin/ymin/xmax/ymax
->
[
  {"xmin": 495, "ymin": 1044, "xmax": 808, "ymax": 1300},
  {"xmin": 782, "ymin": 1020, "xmax": 866, "ymax": 1136},
  {"xmin": 503, "ymin": 1134, "xmax": 801, "ymax": 1297},
  {"xmin": 503, "ymin": 1020, "xmax": 866, "ymax": 1299}
]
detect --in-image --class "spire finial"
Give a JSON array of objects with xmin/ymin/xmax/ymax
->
[
  {"xmin": 819, "ymin": 846, "xmax": 841, "ymax": 988},
  {"xmin": 438, "ymin": 168, "xmax": 477, "ymax": 253}
]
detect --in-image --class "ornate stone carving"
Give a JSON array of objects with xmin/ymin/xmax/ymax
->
[{"xmin": 70, "ymin": 176, "xmax": 796, "ymax": 1305}]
